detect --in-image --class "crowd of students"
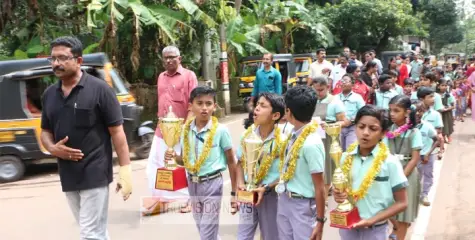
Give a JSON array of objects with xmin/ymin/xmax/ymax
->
[{"xmin": 155, "ymin": 60, "xmax": 472, "ymax": 240}]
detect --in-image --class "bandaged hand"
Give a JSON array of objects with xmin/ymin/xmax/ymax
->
[{"xmin": 116, "ymin": 164, "xmax": 132, "ymax": 201}]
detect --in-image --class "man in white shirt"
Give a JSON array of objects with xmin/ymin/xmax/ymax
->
[
  {"xmin": 329, "ymin": 54, "xmax": 349, "ymax": 89},
  {"xmin": 308, "ymin": 48, "xmax": 333, "ymax": 85}
]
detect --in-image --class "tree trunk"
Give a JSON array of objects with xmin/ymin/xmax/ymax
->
[
  {"xmin": 235, "ymin": 0, "xmax": 242, "ymax": 14},
  {"xmin": 375, "ymin": 30, "xmax": 390, "ymax": 54},
  {"xmin": 131, "ymin": 15, "xmax": 140, "ymax": 76}
]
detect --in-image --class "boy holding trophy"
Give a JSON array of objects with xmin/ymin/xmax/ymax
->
[
  {"xmin": 276, "ymin": 86, "xmax": 326, "ymax": 240},
  {"xmin": 165, "ymin": 86, "xmax": 238, "ymax": 240},
  {"xmin": 333, "ymin": 105, "xmax": 408, "ymax": 240},
  {"xmin": 235, "ymin": 93, "xmax": 285, "ymax": 240}
]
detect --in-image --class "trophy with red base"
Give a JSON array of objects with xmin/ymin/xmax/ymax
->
[
  {"xmin": 326, "ymin": 124, "xmax": 361, "ymax": 229},
  {"xmin": 237, "ymin": 129, "xmax": 263, "ymax": 204},
  {"xmin": 155, "ymin": 106, "xmax": 188, "ymax": 191}
]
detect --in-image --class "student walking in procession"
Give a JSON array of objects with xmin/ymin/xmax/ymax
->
[
  {"xmin": 236, "ymin": 93, "xmax": 285, "ymax": 240},
  {"xmin": 277, "ymin": 85, "xmax": 326, "ymax": 240},
  {"xmin": 414, "ymin": 101, "xmax": 441, "ymax": 207},
  {"xmin": 165, "ymin": 86, "xmax": 238, "ymax": 240},
  {"xmin": 417, "ymin": 87, "xmax": 445, "ymax": 160},
  {"xmin": 385, "ymin": 95, "xmax": 423, "ymax": 240},
  {"xmin": 40, "ymin": 36, "xmax": 132, "ymax": 239},
  {"xmin": 334, "ymin": 105, "xmax": 409, "ymax": 240}
]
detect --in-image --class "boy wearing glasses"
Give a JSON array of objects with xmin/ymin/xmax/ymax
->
[{"xmin": 337, "ymin": 74, "xmax": 365, "ymax": 151}]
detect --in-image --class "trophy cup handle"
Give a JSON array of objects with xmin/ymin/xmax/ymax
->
[{"xmin": 165, "ymin": 148, "xmax": 178, "ymax": 170}]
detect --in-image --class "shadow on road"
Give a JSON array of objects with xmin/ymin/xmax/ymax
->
[{"xmin": 24, "ymin": 163, "xmax": 58, "ymax": 178}]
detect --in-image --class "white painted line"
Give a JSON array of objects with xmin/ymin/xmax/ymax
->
[{"xmin": 411, "ymin": 150, "xmax": 447, "ymax": 240}]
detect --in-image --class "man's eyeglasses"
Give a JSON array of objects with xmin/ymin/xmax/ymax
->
[
  {"xmin": 47, "ymin": 56, "xmax": 76, "ymax": 64},
  {"xmin": 164, "ymin": 56, "xmax": 178, "ymax": 61}
]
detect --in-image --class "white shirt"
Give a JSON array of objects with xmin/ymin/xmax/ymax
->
[
  {"xmin": 330, "ymin": 64, "xmax": 347, "ymax": 88},
  {"xmin": 309, "ymin": 60, "xmax": 334, "ymax": 78}
]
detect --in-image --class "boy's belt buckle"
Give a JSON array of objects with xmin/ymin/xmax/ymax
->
[{"xmin": 191, "ymin": 176, "xmax": 199, "ymax": 183}]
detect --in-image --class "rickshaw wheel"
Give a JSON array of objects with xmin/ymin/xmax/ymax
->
[
  {"xmin": 0, "ymin": 155, "xmax": 25, "ymax": 183},
  {"xmin": 135, "ymin": 133, "xmax": 153, "ymax": 159}
]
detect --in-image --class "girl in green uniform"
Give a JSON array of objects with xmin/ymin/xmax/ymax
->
[{"xmin": 386, "ymin": 95, "xmax": 423, "ymax": 240}]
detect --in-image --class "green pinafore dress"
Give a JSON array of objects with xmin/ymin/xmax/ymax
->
[{"xmin": 389, "ymin": 128, "xmax": 420, "ymax": 223}]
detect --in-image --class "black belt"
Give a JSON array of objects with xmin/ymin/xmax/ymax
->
[
  {"xmin": 188, "ymin": 170, "xmax": 222, "ymax": 183},
  {"xmin": 367, "ymin": 221, "xmax": 388, "ymax": 229},
  {"xmin": 286, "ymin": 191, "xmax": 313, "ymax": 199}
]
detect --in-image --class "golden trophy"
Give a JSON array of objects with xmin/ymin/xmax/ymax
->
[
  {"xmin": 237, "ymin": 128, "xmax": 263, "ymax": 204},
  {"xmin": 326, "ymin": 123, "xmax": 361, "ymax": 229},
  {"xmin": 155, "ymin": 106, "xmax": 188, "ymax": 191}
]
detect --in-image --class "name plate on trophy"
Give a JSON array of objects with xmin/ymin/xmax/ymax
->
[{"xmin": 155, "ymin": 166, "xmax": 188, "ymax": 191}]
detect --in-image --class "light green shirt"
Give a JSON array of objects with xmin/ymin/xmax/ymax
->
[
  {"xmin": 422, "ymin": 108, "xmax": 444, "ymax": 129},
  {"xmin": 339, "ymin": 144, "xmax": 408, "ymax": 220},
  {"xmin": 236, "ymin": 126, "xmax": 280, "ymax": 185},
  {"xmin": 337, "ymin": 91, "xmax": 365, "ymax": 121},
  {"xmin": 394, "ymin": 84, "xmax": 404, "ymax": 95},
  {"xmin": 317, "ymin": 94, "xmax": 346, "ymax": 122},
  {"xmin": 416, "ymin": 121, "xmax": 437, "ymax": 156},
  {"xmin": 180, "ymin": 119, "xmax": 233, "ymax": 176},
  {"xmin": 284, "ymin": 127, "xmax": 325, "ymax": 198},
  {"xmin": 375, "ymin": 89, "xmax": 399, "ymax": 110},
  {"xmin": 433, "ymin": 92, "xmax": 444, "ymax": 111},
  {"xmin": 410, "ymin": 91, "xmax": 418, "ymax": 101}
]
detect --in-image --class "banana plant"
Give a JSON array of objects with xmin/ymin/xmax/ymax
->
[{"xmin": 84, "ymin": 0, "xmax": 189, "ymax": 70}]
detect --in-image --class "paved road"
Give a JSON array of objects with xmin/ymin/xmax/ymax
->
[{"xmin": 1, "ymin": 113, "xmax": 473, "ymax": 239}]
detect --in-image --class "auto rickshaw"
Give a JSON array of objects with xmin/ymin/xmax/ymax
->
[
  {"xmin": 238, "ymin": 54, "xmax": 297, "ymax": 111},
  {"xmin": 293, "ymin": 53, "xmax": 316, "ymax": 84},
  {"xmin": 443, "ymin": 53, "xmax": 462, "ymax": 65},
  {"xmin": 0, "ymin": 53, "xmax": 154, "ymax": 182}
]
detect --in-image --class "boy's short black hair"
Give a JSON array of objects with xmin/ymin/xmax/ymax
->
[
  {"xmin": 284, "ymin": 85, "xmax": 317, "ymax": 123},
  {"xmin": 354, "ymin": 105, "xmax": 391, "ymax": 132},
  {"xmin": 404, "ymin": 78, "xmax": 414, "ymax": 86},
  {"xmin": 259, "ymin": 93, "xmax": 285, "ymax": 123},
  {"xmin": 189, "ymin": 86, "xmax": 217, "ymax": 103},
  {"xmin": 425, "ymin": 72, "xmax": 436, "ymax": 82},
  {"xmin": 417, "ymin": 86, "xmax": 435, "ymax": 99},
  {"xmin": 50, "ymin": 36, "xmax": 83, "ymax": 57},
  {"xmin": 378, "ymin": 74, "xmax": 392, "ymax": 86}
]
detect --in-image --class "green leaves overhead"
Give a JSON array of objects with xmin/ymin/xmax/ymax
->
[{"xmin": 86, "ymin": 0, "xmax": 188, "ymax": 43}]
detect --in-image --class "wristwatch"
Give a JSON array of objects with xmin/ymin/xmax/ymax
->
[
  {"xmin": 230, "ymin": 191, "xmax": 236, "ymax": 197},
  {"xmin": 316, "ymin": 217, "xmax": 327, "ymax": 224},
  {"xmin": 263, "ymin": 184, "xmax": 271, "ymax": 193}
]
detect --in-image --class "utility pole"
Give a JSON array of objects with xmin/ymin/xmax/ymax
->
[
  {"xmin": 218, "ymin": 1, "xmax": 242, "ymax": 115},
  {"xmin": 218, "ymin": 24, "xmax": 231, "ymax": 115}
]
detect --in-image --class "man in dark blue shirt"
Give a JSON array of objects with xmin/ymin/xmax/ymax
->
[{"xmin": 245, "ymin": 53, "xmax": 282, "ymax": 128}]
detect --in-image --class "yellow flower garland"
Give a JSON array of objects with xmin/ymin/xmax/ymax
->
[
  {"xmin": 182, "ymin": 116, "xmax": 219, "ymax": 174},
  {"xmin": 341, "ymin": 142, "xmax": 389, "ymax": 201},
  {"xmin": 240, "ymin": 124, "xmax": 281, "ymax": 185},
  {"xmin": 279, "ymin": 122, "xmax": 318, "ymax": 182}
]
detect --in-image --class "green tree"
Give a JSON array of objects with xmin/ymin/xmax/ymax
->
[
  {"xmin": 419, "ymin": 0, "xmax": 464, "ymax": 53},
  {"xmin": 324, "ymin": 0, "xmax": 424, "ymax": 53}
]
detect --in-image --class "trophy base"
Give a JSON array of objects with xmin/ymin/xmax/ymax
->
[
  {"xmin": 329, "ymin": 207, "xmax": 361, "ymax": 229},
  {"xmin": 155, "ymin": 167, "xmax": 188, "ymax": 191},
  {"xmin": 237, "ymin": 190, "xmax": 257, "ymax": 204}
]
